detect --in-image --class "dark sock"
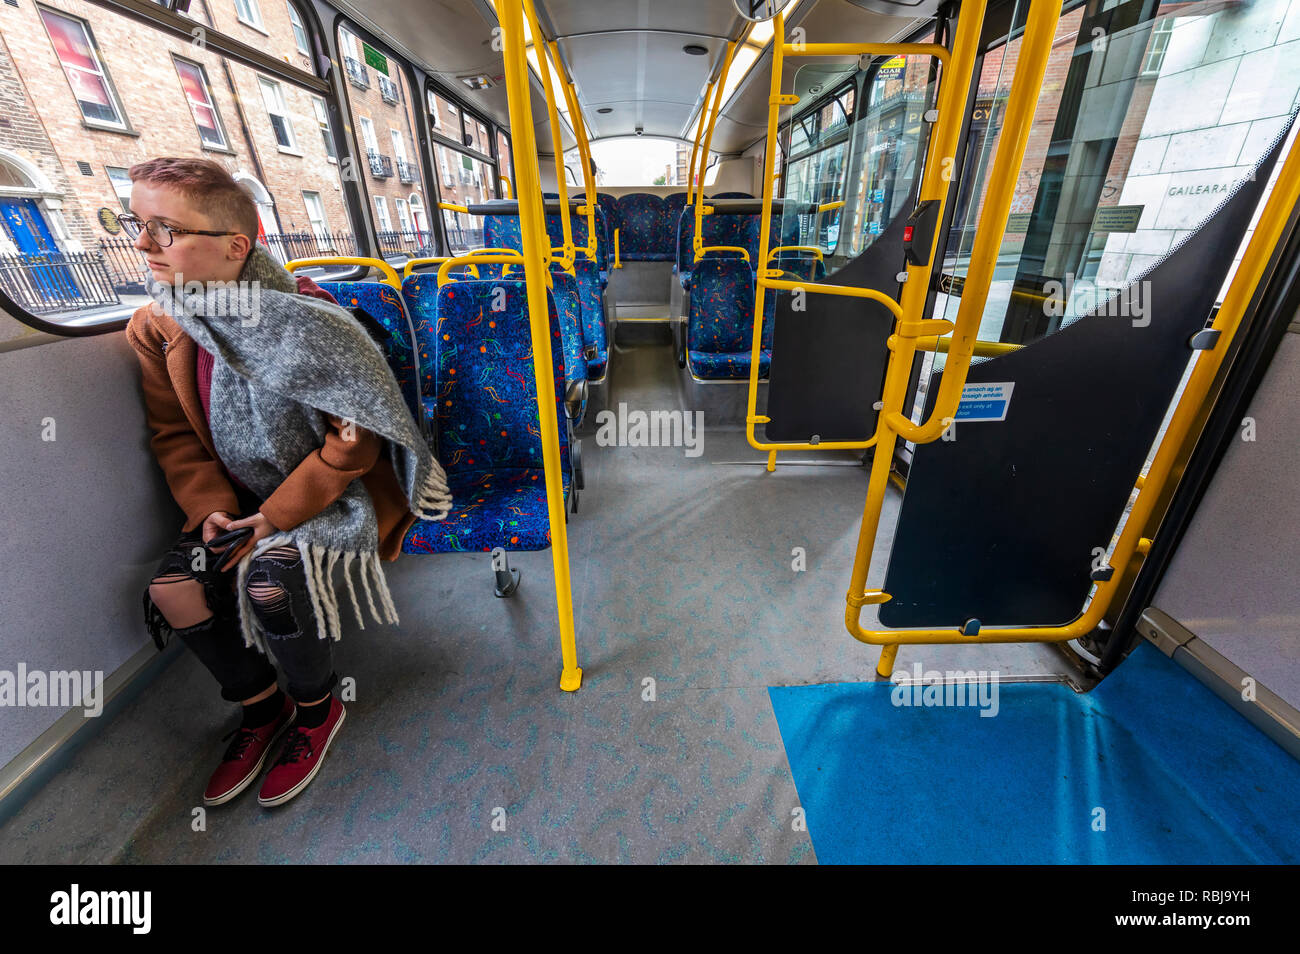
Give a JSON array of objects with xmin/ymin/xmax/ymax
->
[
  {"xmin": 295, "ymin": 694, "xmax": 333, "ymax": 729},
  {"xmin": 240, "ymin": 688, "xmax": 285, "ymax": 728}
]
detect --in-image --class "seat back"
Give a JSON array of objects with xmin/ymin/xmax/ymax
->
[
  {"xmin": 400, "ymin": 273, "xmax": 443, "ymax": 405},
  {"xmin": 315, "ymin": 280, "xmax": 423, "ymax": 426},
  {"xmin": 572, "ymin": 257, "xmax": 608, "ymax": 377},
  {"xmin": 431, "ymin": 279, "xmax": 570, "ymax": 478},
  {"xmin": 662, "ymin": 192, "xmax": 688, "ymax": 254},
  {"xmin": 548, "ymin": 268, "xmax": 587, "ymax": 391},
  {"xmin": 688, "ymin": 257, "xmax": 758, "ymax": 356},
  {"xmin": 615, "ymin": 193, "xmax": 673, "ymax": 260},
  {"xmin": 596, "ymin": 192, "xmax": 620, "ymax": 236}
]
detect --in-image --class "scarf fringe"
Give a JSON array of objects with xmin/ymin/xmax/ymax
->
[
  {"xmin": 413, "ymin": 463, "xmax": 454, "ymax": 521},
  {"xmin": 234, "ymin": 531, "xmax": 399, "ymax": 653}
]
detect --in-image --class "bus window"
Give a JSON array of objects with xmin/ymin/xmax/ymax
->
[
  {"xmin": 497, "ymin": 129, "xmax": 513, "ymax": 195},
  {"xmin": 427, "ymin": 88, "xmax": 497, "ymax": 252},
  {"xmin": 936, "ymin": 0, "xmax": 1300, "ymax": 350},
  {"xmin": 780, "ymin": 75, "xmax": 857, "ymax": 257},
  {"xmin": 336, "ymin": 23, "xmax": 431, "ymax": 264},
  {"xmin": 0, "ymin": 0, "xmax": 355, "ymax": 324}
]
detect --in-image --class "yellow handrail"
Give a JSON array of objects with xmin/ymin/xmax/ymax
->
[
  {"xmin": 686, "ymin": 78, "xmax": 716, "ymax": 206},
  {"xmin": 500, "ymin": 174, "xmax": 513, "ymax": 198},
  {"xmin": 613, "ymin": 227, "xmax": 622, "ymax": 268},
  {"xmin": 438, "ymin": 201, "xmax": 470, "ymax": 214},
  {"xmin": 745, "ymin": 7, "xmax": 986, "ymax": 461},
  {"xmin": 767, "ymin": 245, "xmax": 823, "ymax": 262},
  {"xmin": 817, "ymin": 200, "xmax": 846, "ymax": 213},
  {"xmin": 522, "ymin": 0, "xmax": 574, "ymax": 270},
  {"xmin": 402, "ymin": 256, "xmax": 481, "ymax": 279},
  {"xmin": 849, "ymin": 116, "xmax": 1300, "ymax": 660},
  {"xmin": 284, "ymin": 256, "xmax": 401, "ymax": 291},
  {"xmin": 840, "ymin": 1, "xmax": 1071, "ymax": 676},
  {"xmin": 555, "ymin": 66, "xmax": 599, "ymax": 263},
  {"xmin": 695, "ymin": 245, "xmax": 750, "ymax": 263},
  {"xmin": 693, "ymin": 43, "xmax": 736, "ymax": 263},
  {"xmin": 498, "ymin": 0, "xmax": 581, "ymax": 691}
]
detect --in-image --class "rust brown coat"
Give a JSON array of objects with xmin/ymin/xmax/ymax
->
[{"xmin": 124, "ymin": 303, "xmax": 417, "ymax": 561}]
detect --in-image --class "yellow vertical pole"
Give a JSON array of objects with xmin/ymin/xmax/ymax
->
[
  {"xmin": 523, "ymin": 0, "xmax": 573, "ymax": 265},
  {"xmin": 693, "ymin": 43, "xmax": 736, "ymax": 260},
  {"xmin": 686, "ymin": 80, "xmax": 716, "ymax": 205},
  {"xmin": 847, "ymin": 0, "xmax": 1055, "ymax": 677},
  {"xmin": 554, "ymin": 62, "xmax": 598, "ymax": 262},
  {"xmin": 499, "ymin": 0, "xmax": 582, "ymax": 691},
  {"xmin": 747, "ymin": 13, "xmax": 787, "ymax": 470}
]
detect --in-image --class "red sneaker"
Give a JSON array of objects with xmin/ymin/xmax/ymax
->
[
  {"xmin": 258, "ymin": 696, "xmax": 346, "ymax": 808},
  {"xmin": 204, "ymin": 694, "xmax": 297, "ymax": 807}
]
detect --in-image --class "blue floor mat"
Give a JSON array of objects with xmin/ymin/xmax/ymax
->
[{"xmin": 769, "ymin": 642, "xmax": 1300, "ymax": 864}]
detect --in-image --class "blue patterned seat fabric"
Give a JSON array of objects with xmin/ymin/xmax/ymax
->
[
  {"xmin": 400, "ymin": 273, "xmax": 442, "ymax": 411},
  {"xmin": 548, "ymin": 268, "xmax": 589, "ymax": 406},
  {"xmin": 315, "ymin": 280, "xmax": 422, "ymax": 425},
  {"xmin": 596, "ymin": 193, "xmax": 620, "ymax": 239},
  {"xmin": 615, "ymin": 193, "xmax": 674, "ymax": 260},
  {"xmin": 662, "ymin": 192, "xmax": 687, "ymax": 256},
  {"xmin": 572, "ymin": 257, "xmax": 608, "ymax": 379},
  {"xmin": 687, "ymin": 256, "xmax": 771, "ymax": 381},
  {"xmin": 403, "ymin": 280, "xmax": 571, "ymax": 554}
]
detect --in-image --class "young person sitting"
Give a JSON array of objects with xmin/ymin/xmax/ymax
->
[{"xmin": 123, "ymin": 157, "xmax": 450, "ymax": 808}]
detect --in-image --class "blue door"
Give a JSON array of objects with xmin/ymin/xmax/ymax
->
[{"xmin": 0, "ymin": 197, "xmax": 81, "ymax": 301}]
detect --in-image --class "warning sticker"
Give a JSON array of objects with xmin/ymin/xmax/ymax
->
[{"xmin": 953, "ymin": 381, "xmax": 1014, "ymax": 422}]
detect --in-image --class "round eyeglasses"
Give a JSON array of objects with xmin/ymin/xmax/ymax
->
[{"xmin": 118, "ymin": 213, "xmax": 241, "ymax": 248}]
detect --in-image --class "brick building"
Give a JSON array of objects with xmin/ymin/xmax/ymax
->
[{"xmin": 0, "ymin": 0, "xmax": 443, "ymax": 308}]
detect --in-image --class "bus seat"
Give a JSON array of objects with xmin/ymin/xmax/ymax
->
[
  {"xmin": 548, "ymin": 268, "xmax": 590, "ymax": 423},
  {"xmin": 615, "ymin": 193, "xmax": 674, "ymax": 260},
  {"xmin": 314, "ymin": 279, "xmax": 423, "ymax": 427},
  {"xmin": 686, "ymin": 257, "xmax": 770, "ymax": 380},
  {"xmin": 662, "ymin": 192, "xmax": 688, "ymax": 252},
  {"xmin": 403, "ymin": 279, "xmax": 574, "ymax": 559},
  {"xmin": 573, "ymin": 257, "xmax": 609, "ymax": 380},
  {"xmin": 596, "ymin": 192, "xmax": 620, "ymax": 237}
]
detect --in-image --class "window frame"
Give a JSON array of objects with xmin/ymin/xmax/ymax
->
[
  {"xmin": 287, "ymin": 1, "xmax": 310, "ymax": 56},
  {"xmin": 36, "ymin": 5, "xmax": 132, "ymax": 134},
  {"xmin": 171, "ymin": 54, "xmax": 232, "ymax": 152},
  {"xmin": 234, "ymin": 0, "xmax": 266, "ymax": 33},
  {"xmin": 258, "ymin": 76, "xmax": 299, "ymax": 153}
]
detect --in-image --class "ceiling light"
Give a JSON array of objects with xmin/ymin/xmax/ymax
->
[
  {"xmin": 597, "ymin": 107, "xmax": 613, "ymax": 114},
  {"xmin": 683, "ymin": 44, "xmax": 709, "ymax": 56},
  {"xmin": 718, "ymin": 44, "xmax": 760, "ymax": 107}
]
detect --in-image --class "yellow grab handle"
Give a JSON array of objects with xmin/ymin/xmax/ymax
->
[
  {"xmin": 695, "ymin": 245, "xmax": 751, "ymax": 263},
  {"xmin": 284, "ymin": 256, "xmax": 401, "ymax": 291},
  {"xmin": 403, "ymin": 257, "xmax": 481, "ymax": 279},
  {"xmin": 768, "ymin": 245, "xmax": 823, "ymax": 261}
]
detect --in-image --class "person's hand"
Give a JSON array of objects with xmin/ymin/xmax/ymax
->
[
  {"xmin": 201, "ymin": 511, "xmax": 235, "ymax": 545},
  {"xmin": 216, "ymin": 512, "xmax": 281, "ymax": 569}
]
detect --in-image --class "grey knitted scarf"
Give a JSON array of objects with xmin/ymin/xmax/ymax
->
[{"xmin": 146, "ymin": 245, "xmax": 452, "ymax": 653}]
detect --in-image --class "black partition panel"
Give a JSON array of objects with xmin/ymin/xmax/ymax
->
[
  {"xmin": 764, "ymin": 213, "xmax": 908, "ymax": 442},
  {"xmin": 877, "ymin": 121, "xmax": 1293, "ymax": 629}
]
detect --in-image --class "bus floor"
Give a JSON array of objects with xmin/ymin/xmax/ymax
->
[{"xmin": 1, "ymin": 341, "xmax": 1080, "ymax": 864}]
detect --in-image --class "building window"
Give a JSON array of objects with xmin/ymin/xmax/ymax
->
[
  {"xmin": 106, "ymin": 166, "xmax": 132, "ymax": 212},
  {"xmin": 374, "ymin": 195, "xmax": 392, "ymax": 231},
  {"xmin": 235, "ymin": 0, "xmax": 264, "ymax": 31},
  {"xmin": 38, "ymin": 7, "xmax": 127, "ymax": 129},
  {"xmin": 259, "ymin": 77, "xmax": 297, "ymax": 150},
  {"xmin": 394, "ymin": 197, "xmax": 412, "ymax": 232},
  {"xmin": 287, "ymin": 2, "xmax": 309, "ymax": 55},
  {"xmin": 302, "ymin": 190, "xmax": 328, "ymax": 242},
  {"xmin": 1141, "ymin": 17, "xmax": 1174, "ymax": 77},
  {"xmin": 311, "ymin": 95, "xmax": 336, "ymax": 161},
  {"xmin": 173, "ymin": 58, "xmax": 228, "ymax": 149}
]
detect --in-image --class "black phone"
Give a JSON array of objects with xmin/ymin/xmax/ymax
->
[{"xmin": 207, "ymin": 527, "xmax": 253, "ymax": 570}]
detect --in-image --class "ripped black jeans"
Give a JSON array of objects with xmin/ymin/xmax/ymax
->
[{"xmin": 145, "ymin": 522, "xmax": 338, "ymax": 704}]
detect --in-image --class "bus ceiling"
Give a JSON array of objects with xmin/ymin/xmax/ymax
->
[{"xmin": 344, "ymin": 0, "xmax": 945, "ymax": 156}]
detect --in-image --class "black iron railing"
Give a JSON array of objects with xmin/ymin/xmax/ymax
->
[
  {"xmin": 367, "ymin": 151, "xmax": 393, "ymax": 178},
  {"xmin": 0, "ymin": 251, "xmax": 120, "ymax": 315},
  {"xmin": 396, "ymin": 159, "xmax": 418, "ymax": 184},
  {"xmin": 378, "ymin": 74, "xmax": 400, "ymax": 104},
  {"xmin": 344, "ymin": 56, "xmax": 369, "ymax": 89}
]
